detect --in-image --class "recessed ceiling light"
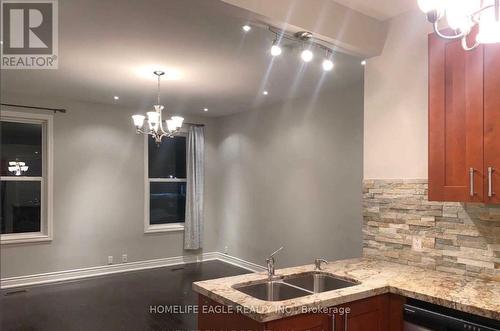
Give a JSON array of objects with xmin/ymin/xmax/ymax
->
[
  {"xmin": 242, "ymin": 25, "xmax": 251, "ymax": 32},
  {"xmin": 361, "ymin": 60, "xmax": 367, "ymax": 66},
  {"xmin": 113, "ymin": 96, "xmax": 119, "ymax": 100},
  {"xmin": 263, "ymin": 90, "xmax": 269, "ymax": 95},
  {"xmin": 203, "ymin": 108, "xmax": 208, "ymax": 112}
]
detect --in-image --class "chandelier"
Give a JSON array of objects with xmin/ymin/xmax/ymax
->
[
  {"xmin": 131, "ymin": 71, "xmax": 184, "ymax": 144},
  {"xmin": 418, "ymin": 0, "xmax": 500, "ymax": 50},
  {"xmin": 8, "ymin": 161, "xmax": 28, "ymax": 176}
]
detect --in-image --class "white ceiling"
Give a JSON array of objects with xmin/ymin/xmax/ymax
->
[
  {"xmin": 333, "ymin": 0, "xmax": 418, "ymax": 20},
  {"xmin": 1, "ymin": 0, "xmax": 364, "ymax": 117}
]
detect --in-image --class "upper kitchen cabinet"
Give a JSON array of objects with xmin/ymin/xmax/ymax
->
[
  {"xmin": 428, "ymin": 34, "xmax": 499, "ymax": 203},
  {"xmin": 483, "ymin": 43, "xmax": 500, "ymax": 204}
]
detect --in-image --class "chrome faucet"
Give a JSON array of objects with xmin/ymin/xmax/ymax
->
[
  {"xmin": 266, "ymin": 247, "xmax": 284, "ymax": 279},
  {"xmin": 314, "ymin": 258, "xmax": 328, "ymax": 271}
]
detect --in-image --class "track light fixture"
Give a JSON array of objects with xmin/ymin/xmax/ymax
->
[{"xmin": 265, "ymin": 27, "xmax": 342, "ymax": 72}]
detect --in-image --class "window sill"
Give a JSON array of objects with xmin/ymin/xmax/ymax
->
[
  {"xmin": 1, "ymin": 233, "xmax": 52, "ymax": 245},
  {"xmin": 144, "ymin": 223, "xmax": 185, "ymax": 234}
]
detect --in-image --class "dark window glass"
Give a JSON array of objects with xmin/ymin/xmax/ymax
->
[
  {"xmin": 148, "ymin": 136, "xmax": 186, "ymax": 178},
  {"xmin": 1, "ymin": 121, "xmax": 42, "ymax": 177},
  {"xmin": 149, "ymin": 182, "xmax": 186, "ymax": 224},
  {"xmin": 0, "ymin": 181, "xmax": 41, "ymax": 234}
]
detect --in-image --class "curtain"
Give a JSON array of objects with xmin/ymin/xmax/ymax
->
[{"xmin": 184, "ymin": 125, "xmax": 205, "ymax": 250}]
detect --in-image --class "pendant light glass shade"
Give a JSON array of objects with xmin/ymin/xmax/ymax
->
[
  {"xmin": 132, "ymin": 115, "xmax": 145, "ymax": 128},
  {"xmin": 418, "ymin": 0, "xmax": 440, "ymax": 13},
  {"xmin": 171, "ymin": 116, "xmax": 184, "ymax": 128},
  {"xmin": 147, "ymin": 111, "xmax": 160, "ymax": 125},
  {"xmin": 166, "ymin": 119, "xmax": 177, "ymax": 132},
  {"xmin": 446, "ymin": 0, "xmax": 480, "ymax": 31}
]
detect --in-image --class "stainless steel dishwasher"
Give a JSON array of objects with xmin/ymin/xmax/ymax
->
[{"xmin": 403, "ymin": 299, "xmax": 500, "ymax": 331}]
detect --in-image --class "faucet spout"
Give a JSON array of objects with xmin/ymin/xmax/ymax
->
[
  {"xmin": 314, "ymin": 258, "xmax": 328, "ymax": 271},
  {"xmin": 266, "ymin": 247, "xmax": 284, "ymax": 279}
]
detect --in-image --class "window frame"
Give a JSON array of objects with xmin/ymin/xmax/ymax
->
[
  {"xmin": 143, "ymin": 133, "xmax": 187, "ymax": 233},
  {"xmin": 0, "ymin": 110, "xmax": 53, "ymax": 245}
]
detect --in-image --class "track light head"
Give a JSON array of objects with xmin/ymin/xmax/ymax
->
[
  {"xmin": 322, "ymin": 58, "xmax": 334, "ymax": 71},
  {"xmin": 301, "ymin": 49, "xmax": 313, "ymax": 62},
  {"xmin": 270, "ymin": 40, "xmax": 282, "ymax": 56}
]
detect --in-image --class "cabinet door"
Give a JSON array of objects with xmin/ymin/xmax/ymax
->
[
  {"xmin": 266, "ymin": 313, "xmax": 331, "ymax": 331},
  {"xmin": 484, "ymin": 43, "xmax": 500, "ymax": 204},
  {"xmin": 428, "ymin": 34, "xmax": 484, "ymax": 202},
  {"xmin": 333, "ymin": 295, "xmax": 389, "ymax": 331}
]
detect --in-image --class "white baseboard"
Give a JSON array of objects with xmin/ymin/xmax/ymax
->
[
  {"xmin": 216, "ymin": 252, "xmax": 266, "ymax": 273},
  {"xmin": 0, "ymin": 252, "xmax": 265, "ymax": 289}
]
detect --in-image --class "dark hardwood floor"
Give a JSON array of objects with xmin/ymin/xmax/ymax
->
[{"xmin": 0, "ymin": 260, "xmax": 250, "ymax": 331}]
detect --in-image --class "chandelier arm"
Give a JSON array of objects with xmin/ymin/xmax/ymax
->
[
  {"xmin": 471, "ymin": 3, "xmax": 496, "ymax": 19},
  {"xmin": 158, "ymin": 108, "xmax": 169, "ymax": 135},
  {"xmin": 158, "ymin": 123, "xmax": 168, "ymax": 135},
  {"xmin": 433, "ymin": 22, "xmax": 464, "ymax": 40},
  {"xmin": 461, "ymin": 36, "xmax": 480, "ymax": 51},
  {"xmin": 136, "ymin": 128, "xmax": 153, "ymax": 135},
  {"xmin": 497, "ymin": 0, "xmax": 499, "ymax": 22}
]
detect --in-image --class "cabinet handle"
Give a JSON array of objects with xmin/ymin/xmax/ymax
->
[
  {"xmin": 344, "ymin": 313, "xmax": 348, "ymax": 331},
  {"xmin": 488, "ymin": 167, "xmax": 494, "ymax": 198},
  {"xmin": 469, "ymin": 168, "xmax": 475, "ymax": 197},
  {"xmin": 331, "ymin": 315, "xmax": 335, "ymax": 331}
]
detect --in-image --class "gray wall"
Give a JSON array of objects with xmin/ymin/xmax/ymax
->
[
  {"xmin": 213, "ymin": 81, "xmax": 364, "ymax": 268},
  {"xmin": 1, "ymin": 96, "xmax": 219, "ymax": 278},
  {"xmin": 2, "ymin": 76, "xmax": 364, "ymax": 277}
]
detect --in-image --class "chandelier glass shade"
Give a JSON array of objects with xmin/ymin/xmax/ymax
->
[
  {"xmin": 418, "ymin": 0, "xmax": 500, "ymax": 50},
  {"xmin": 131, "ymin": 71, "xmax": 184, "ymax": 144}
]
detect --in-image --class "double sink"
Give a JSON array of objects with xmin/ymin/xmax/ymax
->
[{"xmin": 234, "ymin": 272, "xmax": 359, "ymax": 302}]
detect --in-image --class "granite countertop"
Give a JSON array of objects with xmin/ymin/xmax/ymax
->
[{"xmin": 192, "ymin": 258, "xmax": 500, "ymax": 322}]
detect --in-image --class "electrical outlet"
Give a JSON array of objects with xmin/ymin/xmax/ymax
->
[
  {"xmin": 224, "ymin": 246, "xmax": 228, "ymax": 254},
  {"xmin": 107, "ymin": 256, "xmax": 113, "ymax": 265},
  {"xmin": 412, "ymin": 237, "xmax": 423, "ymax": 252},
  {"xmin": 122, "ymin": 254, "xmax": 128, "ymax": 263}
]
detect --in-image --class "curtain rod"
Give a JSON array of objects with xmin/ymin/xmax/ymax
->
[
  {"xmin": 0, "ymin": 103, "xmax": 67, "ymax": 113},
  {"xmin": 1, "ymin": 104, "xmax": 205, "ymax": 127},
  {"xmin": 184, "ymin": 122, "xmax": 205, "ymax": 127}
]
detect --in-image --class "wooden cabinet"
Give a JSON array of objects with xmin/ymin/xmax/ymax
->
[
  {"xmin": 428, "ymin": 34, "xmax": 499, "ymax": 203},
  {"xmin": 197, "ymin": 294, "xmax": 331, "ymax": 331},
  {"xmin": 484, "ymin": 43, "xmax": 500, "ymax": 204},
  {"xmin": 428, "ymin": 34, "xmax": 484, "ymax": 202},
  {"xmin": 333, "ymin": 295, "xmax": 388, "ymax": 331},
  {"xmin": 197, "ymin": 294, "xmax": 405, "ymax": 331},
  {"xmin": 267, "ymin": 313, "xmax": 332, "ymax": 331},
  {"xmin": 332, "ymin": 295, "xmax": 403, "ymax": 331}
]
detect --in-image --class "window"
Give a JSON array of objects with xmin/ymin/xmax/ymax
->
[
  {"xmin": 1, "ymin": 111, "xmax": 53, "ymax": 244},
  {"xmin": 145, "ymin": 135, "xmax": 186, "ymax": 233}
]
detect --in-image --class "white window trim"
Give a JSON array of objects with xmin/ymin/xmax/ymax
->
[
  {"xmin": 143, "ymin": 134, "xmax": 186, "ymax": 234},
  {"xmin": 0, "ymin": 110, "xmax": 54, "ymax": 245}
]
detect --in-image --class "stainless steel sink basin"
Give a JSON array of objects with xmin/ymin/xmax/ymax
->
[
  {"xmin": 235, "ymin": 281, "xmax": 311, "ymax": 301},
  {"xmin": 283, "ymin": 272, "xmax": 358, "ymax": 293}
]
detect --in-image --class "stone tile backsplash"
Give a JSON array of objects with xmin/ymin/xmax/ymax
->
[{"xmin": 363, "ymin": 179, "xmax": 500, "ymax": 281}]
